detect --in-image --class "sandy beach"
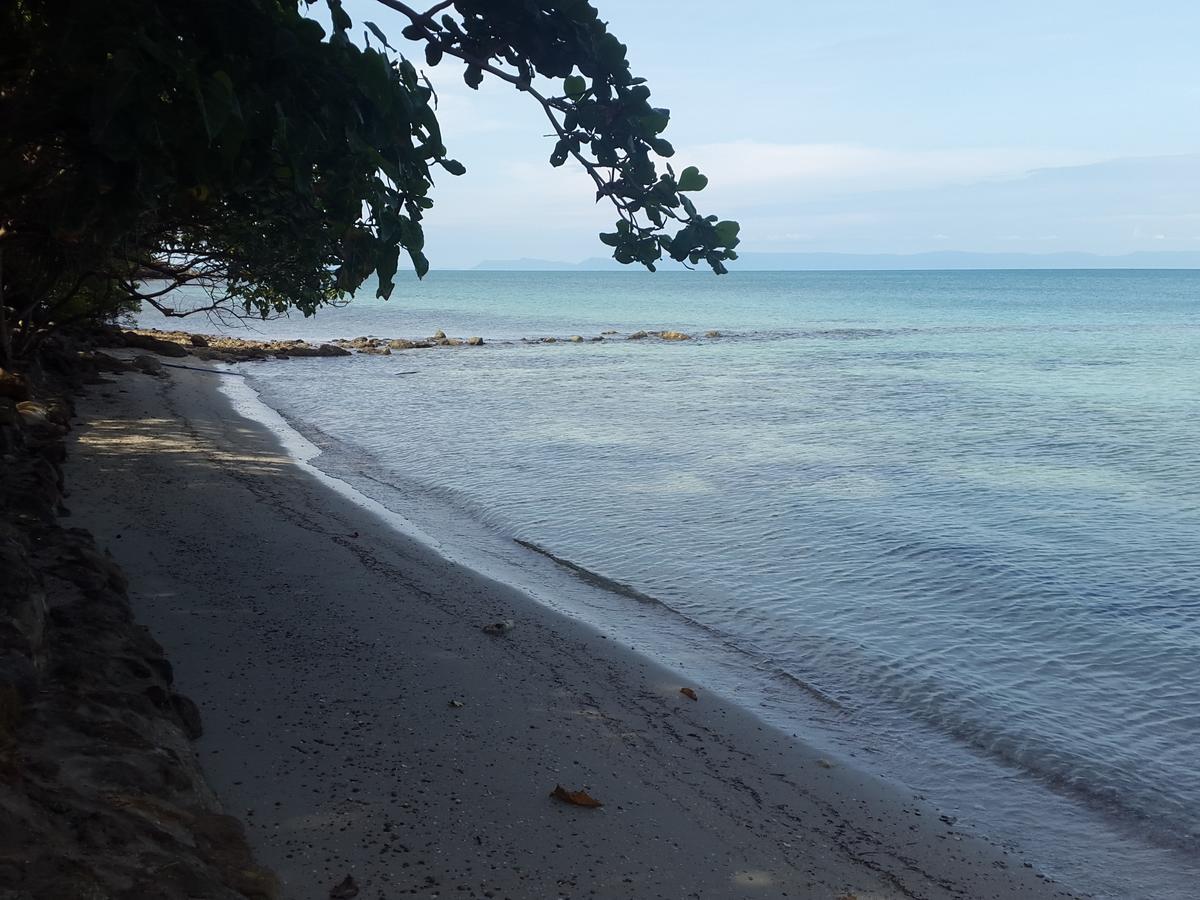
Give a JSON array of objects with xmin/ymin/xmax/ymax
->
[{"xmin": 62, "ymin": 363, "xmax": 1077, "ymax": 900}]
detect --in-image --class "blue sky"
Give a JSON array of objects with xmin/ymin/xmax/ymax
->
[{"xmin": 337, "ymin": 0, "xmax": 1200, "ymax": 266}]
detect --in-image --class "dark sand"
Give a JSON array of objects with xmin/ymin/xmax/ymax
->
[{"xmin": 65, "ymin": 364, "xmax": 1077, "ymax": 899}]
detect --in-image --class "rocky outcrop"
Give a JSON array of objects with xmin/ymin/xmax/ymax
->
[
  {"xmin": 122, "ymin": 331, "xmax": 190, "ymax": 358},
  {"xmin": 0, "ymin": 352, "xmax": 279, "ymax": 899},
  {"xmin": 659, "ymin": 330, "xmax": 692, "ymax": 341}
]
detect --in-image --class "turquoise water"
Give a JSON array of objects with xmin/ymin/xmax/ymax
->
[{"xmin": 148, "ymin": 270, "xmax": 1200, "ymax": 897}]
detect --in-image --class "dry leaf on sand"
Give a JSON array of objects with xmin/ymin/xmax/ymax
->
[
  {"xmin": 679, "ymin": 687, "xmax": 698, "ymax": 701},
  {"xmin": 550, "ymin": 784, "xmax": 603, "ymax": 808}
]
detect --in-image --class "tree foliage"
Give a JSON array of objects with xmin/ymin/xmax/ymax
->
[{"xmin": 0, "ymin": 0, "xmax": 739, "ymax": 363}]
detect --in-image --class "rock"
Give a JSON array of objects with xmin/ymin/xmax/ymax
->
[
  {"xmin": 627, "ymin": 331, "xmax": 649, "ymax": 340},
  {"xmin": 542, "ymin": 337, "xmax": 558, "ymax": 344},
  {"xmin": 132, "ymin": 355, "xmax": 164, "ymax": 375},
  {"xmin": 172, "ymin": 693, "xmax": 204, "ymax": 739},
  {"xmin": 705, "ymin": 330, "xmax": 722, "ymax": 338},
  {"xmin": 568, "ymin": 335, "xmax": 584, "ymax": 343},
  {"xmin": 123, "ymin": 331, "xmax": 189, "ymax": 358},
  {"xmin": 482, "ymin": 620, "xmax": 514, "ymax": 636},
  {"xmin": 660, "ymin": 330, "xmax": 692, "ymax": 341},
  {"xmin": 431, "ymin": 329, "xmax": 446, "ymax": 340},
  {"xmin": 15, "ymin": 401, "xmax": 52, "ymax": 428},
  {"xmin": 441, "ymin": 338, "xmax": 463, "ymax": 347},
  {"xmin": 601, "ymin": 330, "xmax": 618, "ymax": 335},
  {"xmin": 330, "ymin": 874, "xmax": 360, "ymax": 899},
  {"xmin": 388, "ymin": 339, "xmax": 416, "ymax": 351},
  {"xmin": 0, "ymin": 398, "xmax": 18, "ymax": 428},
  {"xmin": 409, "ymin": 341, "xmax": 434, "ymax": 349},
  {"xmin": 88, "ymin": 352, "xmax": 133, "ymax": 373},
  {"xmin": 0, "ymin": 369, "xmax": 31, "ymax": 401},
  {"xmin": 466, "ymin": 336, "xmax": 484, "ymax": 346},
  {"xmin": 590, "ymin": 336, "xmax": 604, "ymax": 342},
  {"xmin": 357, "ymin": 346, "xmax": 391, "ymax": 355},
  {"xmin": 284, "ymin": 344, "xmax": 351, "ymax": 358},
  {"xmin": 189, "ymin": 335, "xmax": 209, "ymax": 347}
]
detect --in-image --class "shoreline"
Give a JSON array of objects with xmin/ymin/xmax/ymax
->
[{"xmin": 65, "ymin": 362, "xmax": 1078, "ymax": 899}]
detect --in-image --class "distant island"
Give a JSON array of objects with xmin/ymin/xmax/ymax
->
[{"xmin": 471, "ymin": 250, "xmax": 1200, "ymax": 271}]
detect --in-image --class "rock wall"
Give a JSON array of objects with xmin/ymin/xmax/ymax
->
[{"xmin": 0, "ymin": 342, "xmax": 279, "ymax": 899}]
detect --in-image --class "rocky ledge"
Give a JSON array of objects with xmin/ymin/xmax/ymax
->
[
  {"xmin": 0, "ymin": 342, "xmax": 278, "ymax": 899},
  {"xmin": 105, "ymin": 327, "xmax": 723, "ymax": 363}
]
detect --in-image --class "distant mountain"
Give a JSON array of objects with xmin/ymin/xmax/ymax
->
[{"xmin": 472, "ymin": 251, "xmax": 1200, "ymax": 272}]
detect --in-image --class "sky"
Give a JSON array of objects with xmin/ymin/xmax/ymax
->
[{"xmin": 336, "ymin": 0, "xmax": 1200, "ymax": 267}]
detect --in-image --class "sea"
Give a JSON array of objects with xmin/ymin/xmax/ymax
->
[{"xmin": 142, "ymin": 269, "xmax": 1200, "ymax": 898}]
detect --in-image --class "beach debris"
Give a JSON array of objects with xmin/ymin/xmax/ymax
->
[
  {"xmin": 481, "ymin": 620, "xmax": 514, "ymax": 636},
  {"xmin": 679, "ymin": 687, "xmax": 698, "ymax": 701},
  {"xmin": 329, "ymin": 874, "xmax": 360, "ymax": 898},
  {"xmin": 448, "ymin": 699, "xmax": 465, "ymax": 708},
  {"xmin": 550, "ymin": 785, "xmax": 603, "ymax": 808},
  {"xmin": 816, "ymin": 758, "xmax": 834, "ymax": 769}
]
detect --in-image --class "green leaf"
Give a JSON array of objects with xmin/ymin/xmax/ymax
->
[
  {"xmin": 425, "ymin": 43, "xmax": 443, "ymax": 66},
  {"xmin": 563, "ymin": 75, "xmax": 587, "ymax": 99},
  {"xmin": 328, "ymin": 0, "xmax": 352, "ymax": 34},
  {"xmin": 410, "ymin": 249, "xmax": 430, "ymax": 279},
  {"xmin": 676, "ymin": 166, "xmax": 708, "ymax": 192},
  {"xmin": 713, "ymin": 219, "xmax": 740, "ymax": 247},
  {"xmin": 464, "ymin": 65, "xmax": 483, "ymax": 89},
  {"xmin": 441, "ymin": 158, "xmax": 466, "ymax": 176},
  {"xmin": 363, "ymin": 21, "xmax": 394, "ymax": 50},
  {"xmin": 376, "ymin": 245, "xmax": 399, "ymax": 299}
]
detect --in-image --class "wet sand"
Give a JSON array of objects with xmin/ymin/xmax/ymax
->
[{"xmin": 65, "ymin": 364, "xmax": 1077, "ymax": 899}]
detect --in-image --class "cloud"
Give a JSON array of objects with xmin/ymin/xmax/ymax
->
[{"xmin": 680, "ymin": 141, "xmax": 1095, "ymax": 197}]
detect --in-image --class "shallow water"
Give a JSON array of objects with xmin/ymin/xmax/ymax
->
[{"xmin": 146, "ymin": 270, "xmax": 1200, "ymax": 897}]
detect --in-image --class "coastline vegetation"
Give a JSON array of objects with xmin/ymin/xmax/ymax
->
[{"xmin": 0, "ymin": 0, "xmax": 740, "ymax": 368}]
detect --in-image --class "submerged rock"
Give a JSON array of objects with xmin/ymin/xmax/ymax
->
[
  {"xmin": 569, "ymin": 335, "xmax": 584, "ymax": 343},
  {"xmin": 388, "ymin": 339, "xmax": 416, "ymax": 350},
  {"xmin": 705, "ymin": 330, "xmax": 722, "ymax": 338},
  {"xmin": 660, "ymin": 330, "xmax": 692, "ymax": 341},
  {"xmin": 286, "ymin": 344, "xmax": 351, "ymax": 358},
  {"xmin": 466, "ymin": 336, "xmax": 484, "ymax": 346},
  {"xmin": 627, "ymin": 331, "xmax": 649, "ymax": 340}
]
